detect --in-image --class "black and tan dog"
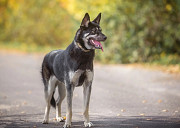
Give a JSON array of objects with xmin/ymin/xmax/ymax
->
[{"xmin": 41, "ymin": 13, "xmax": 107, "ymax": 128}]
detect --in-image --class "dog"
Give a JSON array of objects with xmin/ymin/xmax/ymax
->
[{"xmin": 41, "ymin": 13, "xmax": 107, "ymax": 128}]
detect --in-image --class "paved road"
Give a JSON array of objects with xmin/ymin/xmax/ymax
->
[{"xmin": 0, "ymin": 52, "xmax": 180, "ymax": 128}]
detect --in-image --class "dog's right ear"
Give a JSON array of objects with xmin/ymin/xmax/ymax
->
[
  {"xmin": 92, "ymin": 13, "xmax": 101, "ymax": 25},
  {"xmin": 80, "ymin": 13, "xmax": 90, "ymax": 27}
]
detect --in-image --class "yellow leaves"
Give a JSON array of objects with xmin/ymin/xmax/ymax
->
[
  {"xmin": 8, "ymin": 0, "xmax": 20, "ymax": 11},
  {"xmin": 58, "ymin": 0, "xmax": 81, "ymax": 19},
  {"xmin": 89, "ymin": 0, "xmax": 109, "ymax": 6},
  {"xmin": 160, "ymin": 52, "xmax": 166, "ymax": 58},
  {"xmin": 166, "ymin": 4, "xmax": 172, "ymax": 11},
  {"xmin": 58, "ymin": 0, "xmax": 75, "ymax": 12},
  {"xmin": 57, "ymin": 0, "xmax": 114, "ymax": 20}
]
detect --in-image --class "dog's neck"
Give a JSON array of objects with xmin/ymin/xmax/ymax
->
[
  {"xmin": 65, "ymin": 40, "xmax": 95, "ymax": 70},
  {"xmin": 67, "ymin": 41, "xmax": 95, "ymax": 58},
  {"xmin": 74, "ymin": 41, "xmax": 90, "ymax": 52}
]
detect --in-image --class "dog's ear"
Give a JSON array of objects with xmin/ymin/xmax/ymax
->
[
  {"xmin": 81, "ymin": 13, "xmax": 90, "ymax": 27},
  {"xmin": 92, "ymin": 13, "xmax": 101, "ymax": 25}
]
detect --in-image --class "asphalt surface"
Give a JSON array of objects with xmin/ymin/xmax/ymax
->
[{"xmin": 0, "ymin": 51, "xmax": 180, "ymax": 128}]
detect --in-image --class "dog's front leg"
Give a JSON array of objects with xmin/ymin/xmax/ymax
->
[
  {"xmin": 64, "ymin": 83, "xmax": 74, "ymax": 128},
  {"xmin": 83, "ymin": 82, "xmax": 93, "ymax": 127}
]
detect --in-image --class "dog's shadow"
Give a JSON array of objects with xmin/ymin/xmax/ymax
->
[{"xmin": 0, "ymin": 114, "xmax": 180, "ymax": 128}]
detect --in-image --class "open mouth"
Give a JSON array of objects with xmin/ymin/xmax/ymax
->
[{"xmin": 90, "ymin": 39, "xmax": 103, "ymax": 52}]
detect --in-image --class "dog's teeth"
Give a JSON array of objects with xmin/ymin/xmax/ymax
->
[{"xmin": 92, "ymin": 40, "xmax": 95, "ymax": 45}]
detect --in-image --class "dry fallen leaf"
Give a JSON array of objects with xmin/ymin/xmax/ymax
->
[
  {"xmin": 146, "ymin": 118, "xmax": 152, "ymax": 121},
  {"xmin": 162, "ymin": 109, "xmax": 168, "ymax": 112},
  {"xmin": 121, "ymin": 109, "xmax": 125, "ymax": 112},
  {"xmin": 158, "ymin": 99, "xmax": 162, "ymax": 103},
  {"xmin": 142, "ymin": 100, "xmax": 147, "ymax": 103},
  {"xmin": 22, "ymin": 101, "xmax": 27, "ymax": 105},
  {"xmin": 140, "ymin": 113, "xmax": 145, "ymax": 116},
  {"xmin": 28, "ymin": 90, "xmax": 32, "ymax": 94},
  {"xmin": 21, "ymin": 111, "xmax": 25, "ymax": 114},
  {"xmin": 117, "ymin": 113, "xmax": 120, "ymax": 116}
]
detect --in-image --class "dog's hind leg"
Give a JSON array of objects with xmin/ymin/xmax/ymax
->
[
  {"xmin": 42, "ymin": 76, "xmax": 57, "ymax": 124},
  {"xmin": 56, "ymin": 82, "xmax": 66, "ymax": 122}
]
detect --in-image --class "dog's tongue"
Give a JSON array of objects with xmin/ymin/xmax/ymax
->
[{"xmin": 94, "ymin": 40, "xmax": 103, "ymax": 52}]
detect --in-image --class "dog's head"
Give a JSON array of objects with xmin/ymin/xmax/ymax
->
[{"xmin": 75, "ymin": 13, "xmax": 107, "ymax": 52}]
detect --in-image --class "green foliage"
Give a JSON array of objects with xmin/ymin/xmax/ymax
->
[
  {"xmin": 0, "ymin": 0, "xmax": 75, "ymax": 47},
  {"xmin": 0, "ymin": 0, "xmax": 180, "ymax": 65},
  {"xmin": 98, "ymin": 0, "xmax": 180, "ymax": 63}
]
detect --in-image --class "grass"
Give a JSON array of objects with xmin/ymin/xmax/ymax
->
[
  {"xmin": 125, "ymin": 63, "xmax": 180, "ymax": 74},
  {"xmin": 0, "ymin": 42, "xmax": 64, "ymax": 54}
]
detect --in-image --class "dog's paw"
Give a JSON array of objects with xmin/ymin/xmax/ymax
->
[
  {"xmin": 84, "ymin": 122, "xmax": 93, "ymax": 127},
  {"xmin": 42, "ymin": 120, "xmax": 48, "ymax": 124},
  {"xmin": 63, "ymin": 123, "xmax": 71, "ymax": 128},
  {"xmin": 56, "ymin": 117, "xmax": 65, "ymax": 122}
]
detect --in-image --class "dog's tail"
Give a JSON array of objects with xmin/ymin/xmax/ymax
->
[
  {"xmin": 41, "ymin": 58, "xmax": 50, "ymax": 90},
  {"xmin": 41, "ymin": 56, "xmax": 56, "ymax": 108},
  {"xmin": 50, "ymin": 92, "xmax": 56, "ymax": 108}
]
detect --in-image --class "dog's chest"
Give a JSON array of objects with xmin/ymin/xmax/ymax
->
[{"xmin": 68, "ymin": 69, "xmax": 93, "ymax": 86}]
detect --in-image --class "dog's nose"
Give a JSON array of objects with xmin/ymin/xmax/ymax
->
[{"xmin": 104, "ymin": 36, "xmax": 107, "ymax": 40}]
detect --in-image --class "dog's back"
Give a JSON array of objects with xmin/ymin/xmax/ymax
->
[{"xmin": 41, "ymin": 50, "xmax": 63, "ymax": 89}]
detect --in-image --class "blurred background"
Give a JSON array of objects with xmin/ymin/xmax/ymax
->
[{"xmin": 0, "ymin": 0, "xmax": 180, "ymax": 65}]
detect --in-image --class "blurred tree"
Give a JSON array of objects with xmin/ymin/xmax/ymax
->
[
  {"xmin": 58, "ymin": 0, "xmax": 180, "ymax": 63},
  {"xmin": 0, "ymin": 0, "xmax": 180, "ymax": 64},
  {"xmin": 0, "ymin": 0, "xmax": 75, "ymax": 47},
  {"xmin": 102, "ymin": 0, "xmax": 180, "ymax": 63}
]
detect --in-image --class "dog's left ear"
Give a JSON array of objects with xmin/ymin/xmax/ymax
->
[
  {"xmin": 92, "ymin": 13, "xmax": 101, "ymax": 25},
  {"xmin": 81, "ymin": 13, "xmax": 90, "ymax": 27}
]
